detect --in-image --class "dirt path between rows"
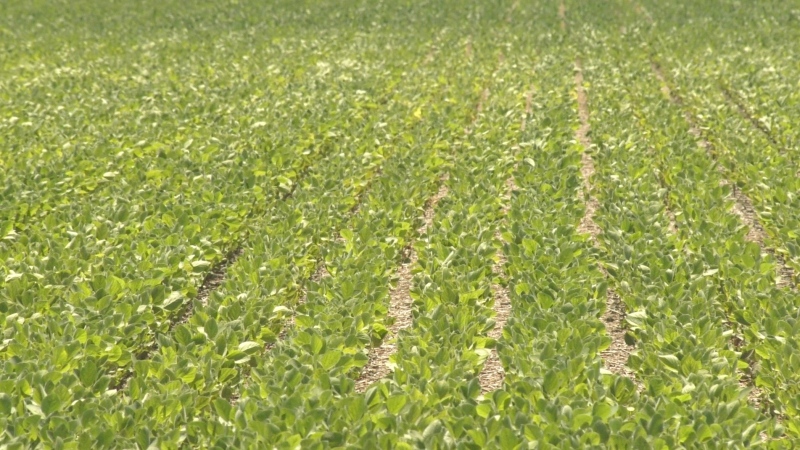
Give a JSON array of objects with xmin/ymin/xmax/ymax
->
[
  {"xmin": 720, "ymin": 88, "xmax": 782, "ymax": 150},
  {"xmin": 478, "ymin": 80, "xmax": 534, "ymax": 393},
  {"xmin": 357, "ymin": 62, "xmax": 502, "ymax": 392},
  {"xmin": 355, "ymin": 179, "xmax": 450, "ymax": 392},
  {"xmin": 573, "ymin": 60, "xmax": 637, "ymax": 381},
  {"xmin": 110, "ymin": 148, "xmax": 330, "ymax": 391},
  {"xmin": 650, "ymin": 62, "xmax": 794, "ymax": 290},
  {"xmin": 478, "ymin": 176, "xmax": 516, "ymax": 393}
]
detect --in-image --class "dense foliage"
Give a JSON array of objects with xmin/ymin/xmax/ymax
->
[{"xmin": 1, "ymin": 0, "xmax": 798, "ymax": 447}]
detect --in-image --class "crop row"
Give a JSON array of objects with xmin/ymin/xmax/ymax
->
[
  {"xmin": 0, "ymin": 21, "xmax": 464, "ymax": 447},
  {"xmin": 575, "ymin": 20, "xmax": 776, "ymax": 446},
  {"xmin": 636, "ymin": 0, "xmax": 800, "ymax": 284},
  {"xmin": 621, "ymin": 0, "xmax": 800, "ymax": 436}
]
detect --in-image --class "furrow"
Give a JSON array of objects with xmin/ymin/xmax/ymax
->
[
  {"xmin": 649, "ymin": 57, "xmax": 768, "ymax": 408},
  {"xmin": 648, "ymin": 57, "xmax": 795, "ymax": 422},
  {"xmin": 478, "ymin": 175, "xmax": 515, "ymax": 393},
  {"xmin": 265, "ymin": 166, "xmax": 383, "ymax": 354},
  {"xmin": 574, "ymin": 59, "xmax": 636, "ymax": 381},
  {"xmin": 111, "ymin": 157, "xmax": 320, "ymax": 391},
  {"xmin": 720, "ymin": 86, "xmax": 782, "ymax": 151},
  {"xmin": 520, "ymin": 87, "xmax": 533, "ymax": 132},
  {"xmin": 466, "ymin": 88, "xmax": 490, "ymax": 135},
  {"xmin": 355, "ymin": 178, "xmax": 449, "ymax": 392}
]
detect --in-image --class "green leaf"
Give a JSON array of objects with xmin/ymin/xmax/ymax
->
[
  {"xmin": 79, "ymin": 360, "xmax": 98, "ymax": 386},
  {"xmin": 499, "ymin": 428, "xmax": 519, "ymax": 450},
  {"xmin": 476, "ymin": 403, "xmax": 492, "ymax": 419},
  {"xmin": 206, "ymin": 318, "xmax": 219, "ymax": 339},
  {"xmin": 386, "ymin": 394, "xmax": 408, "ymax": 415},
  {"xmin": 41, "ymin": 394, "xmax": 61, "ymax": 416},
  {"xmin": 162, "ymin": 292, "xmax": 184, "ymax": 312},
  {"xmin": 175, "ymin": 325, "xmax": 192, "ymax": 346},
  {"xmin": 213, "ymin": 398, "xmax": 232, "ymax": 419},
  {"xmin": 320, "ymin": 350, "xmax": 342, "ymax": 370},
  {"xmin": 0, "ymin": 394, "xmax": 12, "ymax": 415},
  {"xmin": 238, "ymin": 341, "xmax": 261, "ymax": 354}
]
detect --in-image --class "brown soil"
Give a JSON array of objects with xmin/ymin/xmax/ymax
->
[
  {"xmin": 574, "ymin": 60, "xmax": 637, "ymax": 381},
  {"xmin": 721, "ymin": 87, "xmax": 781, "ymax": 149},
  {"xmin": 479, "ymin": 176, "xmax": 516, "ymax": 393},
  {"xmin": 113, "ymin": 246, "xmax": 244, "ymax": 390},
  {"xmin": 265, "ymin": 262, "xmax": 331, "ymax": 352},
  {"xmin": 632, "ymin": 2, "xmax": 654, "ymax": 24},
  {"xmin": 465, "ymin": 87, "xmax": 491, "ymax": 135},
  {"xmin": 194, "ymin": 248, "xmax": 244, "ymax": 310},
  {"xmin": 599, "ymin": 289, "xmax": 637, "ymax": 380},
  {"xmin": 558, "ymin": 1, "xmax": 566, "ymax": 31},
  {"xmin": 355, "ymin": 179, "xmax": 450, "ymax": 392},
  {"xmin": 505, "ymin": 0, "xmax": 519, "ymax": 23},
  {"xmin": 423, "ymin": 45, "xmax": 437, "ymax": 65}
]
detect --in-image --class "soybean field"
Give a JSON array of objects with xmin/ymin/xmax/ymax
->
[{"xmin": 1, "ymin": 0, "xmax": 800, "ymax": 448}]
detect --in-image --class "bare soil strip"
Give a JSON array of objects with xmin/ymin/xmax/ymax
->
[
  {"xmin": 423, "ymin": 45, "xmax": 437, "ymax": 66},
  {"xmin": 192, "ymin": 248, "xmax": 246, "ymax": 312},
  {"xmin": 573, "ymin": 60, "xmax": 637, "ymax": 381},
  {"xmin": 113, "ymin": 246, "xmax": 244, "ymax": 390},
  {"xmin": 505, "ymin": 0, "xmax": 520, "ymax": 24},
  {"xmin": 558, "ymin": 1, "xmax": 566, "ymax": 31},
  {"xmin": 478, "ymin": 176, "xmax": 516, "ymax": 393},
  {"xmin": 355, "ymin": 179, "xmax": 450, "ymax": 392},
  {"xmin": 112, "ymin": 153, "xmax": 329, "ymax": 391},
  {"xmin": 266, "ymin": 167, "xmax": 383, "ymax": 352},
  {"xmin": 631, "ymin": 2, "xmax": 654, "ymax": 24},
  {"xmin": 465, "ymin": 88, "xmax": 490, "ymax": 135}
]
